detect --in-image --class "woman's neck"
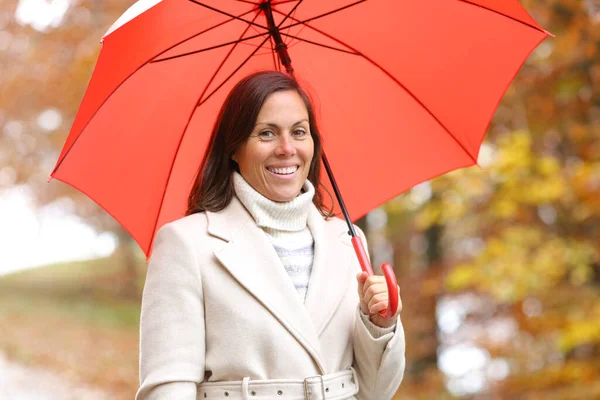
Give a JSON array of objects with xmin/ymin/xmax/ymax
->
[{"xmin": 232, "ymin": 171, "xmax": 315, "ymax": 232}]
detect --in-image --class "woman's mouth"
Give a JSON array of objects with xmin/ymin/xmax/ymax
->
[{"xmin": 266, "ymin": 166, "xmax": 299, "ymax": 176}]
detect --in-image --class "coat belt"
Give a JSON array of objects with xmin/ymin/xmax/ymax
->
[{"xmin": 197, "ymin": 367, "xmax": 359, "ymax": 400}]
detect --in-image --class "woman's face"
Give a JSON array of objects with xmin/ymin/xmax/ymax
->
[{"xmin": 233, "ymin": 90, "xmax": 315, "ymax": 202}]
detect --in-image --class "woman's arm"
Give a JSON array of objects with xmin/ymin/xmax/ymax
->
[
  {"xmin": 136, "ymin": 223, "xmax": 205, "ymax": 400},
  {"xmin": 352, "ymin": 307, "xmax": 405, "ymax": 400},
  {"xmin": 352, "ymin": 227, "xmax": 406, "ymax": 400}
]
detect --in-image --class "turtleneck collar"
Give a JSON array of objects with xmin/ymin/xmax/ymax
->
[{"xmin": 232, "ymin": 171, "xmax": 315, "ymax": 232}]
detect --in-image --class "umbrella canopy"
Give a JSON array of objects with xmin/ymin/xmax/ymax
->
[{"xmin": 51, "ymin": 0, "xmax": 550, "ymax": 256}]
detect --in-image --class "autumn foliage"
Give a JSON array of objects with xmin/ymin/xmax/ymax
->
[{"xmin": 0, "ymin": 0, "xmax": 598, "ymax": 398}]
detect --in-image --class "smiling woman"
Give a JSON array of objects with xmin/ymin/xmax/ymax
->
[{"xmin": 136, "ymin": 71, "xmax": 405, "ymax": 400}]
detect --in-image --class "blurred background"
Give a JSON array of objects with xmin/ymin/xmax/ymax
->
[{"xmin": 0, "ymin": 0, "xmax": 599, "ymax": 399}]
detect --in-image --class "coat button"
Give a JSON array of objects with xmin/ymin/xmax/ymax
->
[
  {"xmin": 251, "ymin": 391, "xmax": 256, "ymax": 396},
  {"xmin": 224, "ymin": 391, "xmax": 229, "ymax": 397},
  {"xmin": 277, "ymin": 390, "xmax": 283, "ymax": 395},
  {"xmin": 342, "ymin": 383, "xmax": 345, "ymax": 388}
]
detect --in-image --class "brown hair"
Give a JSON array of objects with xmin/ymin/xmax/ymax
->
[{"xmin": 186, "ymin": 70, "xmax": 332, "ymax": 217}]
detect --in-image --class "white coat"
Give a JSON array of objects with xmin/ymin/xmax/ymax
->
[{"xmin": 136, "ymin": 196, "xmax": 405, "ymax": 399}]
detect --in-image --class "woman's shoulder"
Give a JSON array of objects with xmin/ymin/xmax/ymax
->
[
  {"xmin": 323, "ymin": 214, "xmax": 346, "ymax": 228},
  {"xmin": 151, "ymin": 213, "xmax": 212, "ymax": 260},
  {"xmin": 157, "ymin": 212, "xmax": 209, "ymax": 239}
]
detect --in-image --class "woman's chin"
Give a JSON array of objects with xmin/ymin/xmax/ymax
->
[{"xmin": 265, "ymin": 186, "xmax": 303, "ymax": 203}]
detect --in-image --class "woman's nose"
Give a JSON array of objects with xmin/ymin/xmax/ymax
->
[{"xmin": 275, "ymin": 134, "xmax": 296, "ymax": 156}]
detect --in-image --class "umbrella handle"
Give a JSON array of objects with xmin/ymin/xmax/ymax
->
[{"xmin": 351, "ymin": 236, "xmax": 399, "ymax": 319}]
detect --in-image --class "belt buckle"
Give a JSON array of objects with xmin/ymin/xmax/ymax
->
[{"xmin": 303, "ymin": 375, "xmax": 326, "ymax": 400}]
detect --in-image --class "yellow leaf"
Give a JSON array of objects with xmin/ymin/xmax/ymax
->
[
  {"xmin": 538, "ymin": 157, "xmax": 561, "ymax": 176},
  {"xmin": 559, "ymin": 320, "xmax": 600, "ymax": 352},
  {"xmin": 491, "ymin": 198, "xmax": 518, "ymax": 218},
  {"xmin": 445, "ymin": 265, "xmax": 478, "ymax": 291},
  {"xmin": 570, "ymin": 265, "xmax": 593, "ymax": 286}
]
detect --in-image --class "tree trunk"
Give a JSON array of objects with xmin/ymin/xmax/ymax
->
[
  {"xmin": 400, "ymin": 222, "xmax": 443, "ymax": 380},
  {"xmin": 115, "ymin": 228, "xmax": 141, "ymax": 300}
]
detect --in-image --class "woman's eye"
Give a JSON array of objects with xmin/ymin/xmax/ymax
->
[
  {"xmin": 258, "ymin": 130, "xmax": 275, "ymax": 138},
  {"xmin": 293, "ymin": 129, "xmax": 307, "ymax": 137}
]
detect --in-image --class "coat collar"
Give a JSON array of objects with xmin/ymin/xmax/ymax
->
[{"xmin": 206, "ymin": 197, "xmax": 355, "ymax": 374}]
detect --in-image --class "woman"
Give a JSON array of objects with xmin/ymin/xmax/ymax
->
[{"xmin": 136, "ymin": 71, "xmax": 405, "ymax": 400}]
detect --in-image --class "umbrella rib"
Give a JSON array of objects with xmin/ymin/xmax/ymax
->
[
  {"xmin": 276, "ymin": 0, "xmax": 304, "ymax": 29},
  {"xmin": 52, "ymin": 7, "xmax": 259, "ymax": 176},
  {"xmin": 150, "ymin": 6, "xmax": 259, "ymax": 62},
  {"xmin": 271, "ymin": 7, "xmax": 357, "ymax": 55},
  {"xmin": 148, "ymin": 35, "xmax": 272, "ymax": 248},
  {"xmin": 279, "ymin": 32, "xmax": 359, "ymax": 55},
  {"xmin": 275, "ymin": 10, "xmax": 478, "ymax": 163},
  {"xmin": 197, "ymin": 8, "xmax": 262, "ymax": 104},
  {"xmin": 458, "ymin": 0, "xmax": 550, "ymax": 35},
  {"xmin": 279, "ymin": 0, "xmax": 303, "ymax": 47},
  {"xmin": 278, "ymin": 0, "xmax": 366, "ymax": 31},
  {"xmin": 152, "ymin": 32, "xmax": 269, "ymax": 63},
  {"xmin": 188, "ymin": 0, "xmax": 268, "ymax": 30},
  {"xmin": 283, "ymin": 9, "xmax": 308, "ymax": 48},
  {"xmin": 233, "ymin": 0, "xmax": 298, "ymax": 4},
  {"xmin": 197, "ymin": 35, "xmax": 272, "ymax": 108}
]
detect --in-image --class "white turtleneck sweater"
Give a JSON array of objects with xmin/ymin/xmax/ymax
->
[
  {"xmin": 233, "ymin": 172, "xmax": 397, "ymax": 338},
  {"xmin": 233, "ymin": 172, "xmax": 315, "ymax": 303}
]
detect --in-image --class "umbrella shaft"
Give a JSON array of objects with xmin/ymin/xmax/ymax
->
[
  {"xmin": 260, "ymin": 2, "xmax": 354, "ymax": 239},
  {"xmin": 322, "ymin": 153, "xmax": 357, "ymax": 238},
  {"xmin": 261, "ymin": 1, "xmax": 294, "ymax": 74}
]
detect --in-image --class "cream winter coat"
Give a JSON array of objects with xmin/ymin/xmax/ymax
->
[{"xmin": 136, "ymin": 196, "xmax": 405, "ymax": 399}]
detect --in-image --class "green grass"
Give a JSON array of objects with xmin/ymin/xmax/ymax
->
[
  {"xmin": 0, "ymin": 253, "xmax": 146, "ymax": 329},
  {"xmin": 0, "ymin": 290, "xmax": 141, "ymax": 328},
  {"xmin": 0, "ymin": 255, "xmax": 120, "ymax": 285},
  {"xmin": 0, "ymin": 247, "xmax": 146, "ymax": 285}
]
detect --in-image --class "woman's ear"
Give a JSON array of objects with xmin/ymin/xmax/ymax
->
[{"xmin": 231, "ymin": 153, "xmax": 237, "ymax": 163}]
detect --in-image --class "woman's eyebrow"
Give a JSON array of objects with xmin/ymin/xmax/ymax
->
[{"xmin": 254, "ymin": 119, "xmax": 308, "ymax": 128}]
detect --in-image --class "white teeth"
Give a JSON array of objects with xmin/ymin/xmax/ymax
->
[{"xmin": 267, "ymin": 166, "xmax": 298, "ymax": 175}]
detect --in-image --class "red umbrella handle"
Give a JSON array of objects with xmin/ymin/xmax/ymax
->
[{"xmin": 351, "ymin": 236, "xmax": 399, "ymax": 319}]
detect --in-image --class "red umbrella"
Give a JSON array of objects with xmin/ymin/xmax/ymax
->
[{"xmin": 50, "ymin": 0, "xmax": 550, "ymax": 319}]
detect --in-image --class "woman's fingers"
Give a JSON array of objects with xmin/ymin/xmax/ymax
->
[
  {"xmin": 369, "ymin": 300, "xmax": 389, "ymax": 314},
  {"xmin": 356, "ymin": 272, "xmax": 368, "ymax": 292},
  {"xmin": 356, "ymin": 272, "xmax": 370, "ymax": 314},
  {"xmin": 367, "ymin": 292, "xmax": 389, "ymax": 314},
  {"xmin": 357, "ymin": 274, "xmax": 391, "ymax": 315}
]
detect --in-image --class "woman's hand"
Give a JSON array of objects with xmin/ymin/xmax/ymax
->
[{"xmin": 356, "ymin": 272, "xmax": 402, "ymax": 328}]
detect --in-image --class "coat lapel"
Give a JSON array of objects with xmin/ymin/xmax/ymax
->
[
  {"xmin": 207, "ymin": 198, "xmax": 327, "ymax": 373},
  {"xmin": 304, "ymin": 207, "xmax": 355, "ymax": 336}
]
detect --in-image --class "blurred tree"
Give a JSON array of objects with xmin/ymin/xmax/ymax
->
[
  {"xmin": 410, "ymin": 202, "xmax": 444, "ymax": 378},
  {"xmin": 0, "ymin": 0, "xmax": 141, "ymax": 297},
  {"xmin": 391, "ymin": 1, "xmax": 600, "ymax": 397}
]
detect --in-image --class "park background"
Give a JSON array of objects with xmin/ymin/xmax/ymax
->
[{"xmin": 0, "ymin": 0, "xmax": 599, "ymax": 398}]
